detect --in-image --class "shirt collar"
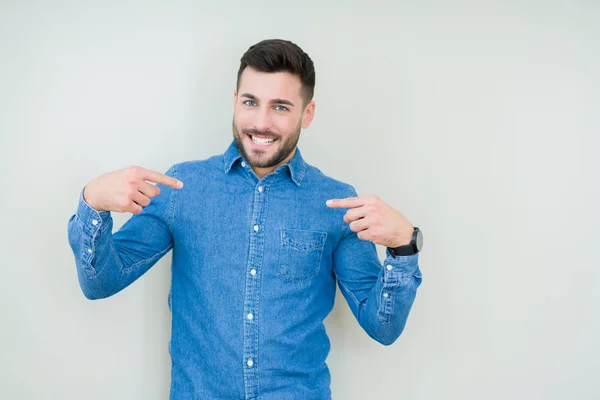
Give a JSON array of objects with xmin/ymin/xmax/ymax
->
[{"xmin": 222, "ymin": 139, "xmax": 306, "ymax": 186}]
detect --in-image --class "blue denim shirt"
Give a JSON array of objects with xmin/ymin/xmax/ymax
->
[{"xmin": 67, "ymin": 140, "xmax": 422, "ymax": 400}]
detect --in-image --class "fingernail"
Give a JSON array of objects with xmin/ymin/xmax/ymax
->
[
  {"xmin": 178, "ymin": 180, "xmax": 184, "ymax": 188},
  {"xmin": 326, "ymin": 200, "xmax": 332, "ymax": 206}
]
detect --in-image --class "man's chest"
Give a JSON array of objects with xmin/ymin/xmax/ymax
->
[{"xmin": 170, "ymin": 182, "xmax": 345, "ymax": 285}]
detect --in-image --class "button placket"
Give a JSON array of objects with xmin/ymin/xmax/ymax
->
[
  {"xmin": 242, "ymin": 180, "xmax": 269, "ymax": 399},
  {"xmin": 378, "ymin": 263, "xmax": 400, "ymax": 324}
]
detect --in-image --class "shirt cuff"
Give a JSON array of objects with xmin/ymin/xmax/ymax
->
[
  {"xmin": 383, "ymin": 248, "xmax": 420, "ymax": 275},
  {"xmin": 76, "ymin": 186, "xmax": 112, "ymax": 235}
]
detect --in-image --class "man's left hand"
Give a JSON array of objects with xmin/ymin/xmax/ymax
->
[{"xmin": 326, "ymin": 196, "xmax": 414, "ymax": 248}]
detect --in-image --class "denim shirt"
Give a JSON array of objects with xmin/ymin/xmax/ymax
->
[{"xmin": 67, "ymin": 140, "xmax": 422, "ymax": 400}]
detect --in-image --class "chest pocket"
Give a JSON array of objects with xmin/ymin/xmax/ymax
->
[{"xmin": 278, "ymin": 228, "xmax": 327, "ymax": 282}]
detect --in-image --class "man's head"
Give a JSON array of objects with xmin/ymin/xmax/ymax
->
[{"xmin": 232, "ymin": 39, "xmax": 316, "ymax": 177}]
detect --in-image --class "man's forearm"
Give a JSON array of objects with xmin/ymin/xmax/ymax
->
[
  {"xmin": 67, "ymin": 190, "xmax": 125, "ymax": 300},
  {"xmin": 342, "ymin": 251, "xmax": 422, "ymax": 346},
  {"xmin": 68, "ymin": 184, "xmax": 176, "ymax": 300}
]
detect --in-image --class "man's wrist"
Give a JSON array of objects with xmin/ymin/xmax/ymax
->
[
  {"xmin": 388, "ymin": 227, "xmax": 414, "ymax": 248},
  {"xmin": 83, "ymin": 184, "xmax": 105, "ymax": 212}
]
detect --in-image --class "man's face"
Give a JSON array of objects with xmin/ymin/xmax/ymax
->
[{"xmin": 232, "ymin": 67, "xmax": 315, "ymax": 171}]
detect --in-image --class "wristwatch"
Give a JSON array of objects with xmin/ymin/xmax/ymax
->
[{"xmin": 388, "ymin": 227, "xmax": 423, "ymax": 257}]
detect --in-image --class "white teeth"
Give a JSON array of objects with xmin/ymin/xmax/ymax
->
[{"xmin": 251, "ymin": 135, "xmax": 274, "ymax": 145}]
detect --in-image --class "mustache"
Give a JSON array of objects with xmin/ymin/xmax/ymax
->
[{"xmin": 243, "ymin": 129, "xmax": 278, "ymax": 139}]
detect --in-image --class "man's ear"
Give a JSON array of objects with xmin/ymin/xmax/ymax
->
[
  {"xmin": 233, "ymin": 90, "xmax": 237, "ymax": 109},
  {"xmin": 302, "ymin": 101, "xmax": 316, "ymax": 129}
]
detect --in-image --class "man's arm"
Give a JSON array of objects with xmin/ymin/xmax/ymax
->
[
  {"xmin": 67, "ymin": 165, "xmax": 181, "ymax": 300},
  {"xmin": 329, "ymin": 187, "xmax": 423, "ymax": 346}
]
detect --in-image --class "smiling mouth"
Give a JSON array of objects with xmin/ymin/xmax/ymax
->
[{"xmin": 246, "ymin": 133, "xmax": 277, "ymax": 146}]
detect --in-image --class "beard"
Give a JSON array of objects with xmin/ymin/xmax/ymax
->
[{"xmin": 232, "ymin": 117, "xmax": 302, "ymax": 169}]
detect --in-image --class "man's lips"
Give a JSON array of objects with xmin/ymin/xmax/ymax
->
[
  {"xmin": 245, "ymin": 133, "xmax": 278, "ymax": 149},
  {"xmin": 245, "ymin": 132, "xmax": 277, "ymax": 140}
]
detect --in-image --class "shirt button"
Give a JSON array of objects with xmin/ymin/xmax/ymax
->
[
  {"xmin": 91, "ymin": 219, "xmax": 98, "ymax": 226},
  {"xmin": 241, "ymin": 161, "xmax": 247, "ymax": 167},
  {"xmin": 247, "ymin": 313, "xmax": 253, "ymax": 320},
  {"xmin": 253, "ymin": 225, "xmax": 259, "ymax": 232},
  {"xmin": 250, "ymin": 269, "xmax": 256, "ymax": 276},
  {"xmin": 247, "ymin": 359, "xmax": 254, "ymax": 367},
  {"xmin": 87, "ymin": 248, "xmax": 92, "ymax": 254},
  {"xmin": 258, "ymin": 186, "xmax": 263, "ymax": 193},
  {"xmin": 386, "ymin": 265, "xmax": 393, "ymax": 271},
  {"xmin": 383, "ymin": 292, "xmax": 389, "ymax": 298}
]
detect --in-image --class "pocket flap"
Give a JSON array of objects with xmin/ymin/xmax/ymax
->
[{"xmin": 281, "ymin": 228, "xmax": 327, "ymax": 252}]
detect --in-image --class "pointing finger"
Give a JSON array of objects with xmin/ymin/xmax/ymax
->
[
  {"xmin": 141, "ymin": 168, "xmax": 184, "ymax": 189},
  {"xmin": 326, "ymin": 197, "xmax": 365, "ymax": 209}
]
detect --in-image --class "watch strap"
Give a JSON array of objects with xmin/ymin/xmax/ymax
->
[{"xmin": 387, "ymin": 227, "xmax": 420, "ymax": 257}]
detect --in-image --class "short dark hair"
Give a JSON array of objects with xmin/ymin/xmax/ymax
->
[{"xmin": 237, "ymin": 39, "xmax": 315, "ymax": 106}]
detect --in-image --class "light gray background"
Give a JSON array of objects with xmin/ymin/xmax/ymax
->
[{"xmin": 1, "ymin": 1, "xmax": 598, "ymax": 399}]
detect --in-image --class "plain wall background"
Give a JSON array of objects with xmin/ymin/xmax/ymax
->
[{"xmin": 1, "ymin": 1, "xmax": 598, "ymax": 399}]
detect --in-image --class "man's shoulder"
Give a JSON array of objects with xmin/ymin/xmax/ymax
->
[{"xmin": 303, "ymin": 163, "xmax": 356, "ymax": 196}]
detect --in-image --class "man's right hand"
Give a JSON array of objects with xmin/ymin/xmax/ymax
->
[{"xmin": 83, "ymin": 166, "xmax": 184, "ymax": 214}]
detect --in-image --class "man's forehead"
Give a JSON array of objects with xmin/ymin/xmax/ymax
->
[{"xmin": 239, "ymin": 68, "xmax": 302, "ymax": 100}]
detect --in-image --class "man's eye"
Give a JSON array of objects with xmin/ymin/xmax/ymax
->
[
  {"xmin": 243, "ymin": 100, "xmax": 256, "ymax": 106},
  {"xmin": 275, "ymin": 105, "xmax": 288, "ymax": 112}
]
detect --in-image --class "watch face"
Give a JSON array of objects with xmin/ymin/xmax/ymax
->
[{"xmin": 415, "ymin": 229, "xmax": 423, "ymax": 251}]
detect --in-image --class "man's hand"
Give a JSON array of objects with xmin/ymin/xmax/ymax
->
[
  {"xmin": 326, "ymin": 196, "xmax": 414, "ymax": 248},
  {"xmin": 83, "ymin": 166, "xmax": 184, "ymax": 214}
]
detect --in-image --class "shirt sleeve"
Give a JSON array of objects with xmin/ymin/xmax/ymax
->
[
  {"xmin": 332, "ymin": 186, "xmax": 423, "ymax": 346},
  {"xmin": 66, "ymin": 165, "xmax": 179, "ymax": 300}
]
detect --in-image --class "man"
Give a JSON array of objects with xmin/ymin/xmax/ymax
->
[{"xmin": 67, "ymin": 38, "xmax": 423, "ymax": 400}]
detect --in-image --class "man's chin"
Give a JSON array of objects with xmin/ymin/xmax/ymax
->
[
  {"xmin": 243, "ymin": 141, "xmax": 278, "ymax": 160},
  {"xmin": 245, "ymin": 155, "xmax": 278, "ymax": 169}
]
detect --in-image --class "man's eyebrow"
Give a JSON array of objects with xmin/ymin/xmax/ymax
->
[
  {"xmin": 271, "ymin": 98, "xmax": 295, "ymax": 107},
  {"xmin": 240, "ymin": 93, "xmax": 295, "ymax": 107}
]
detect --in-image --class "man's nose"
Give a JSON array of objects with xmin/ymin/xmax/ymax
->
[{"xmin": 253, "ymin": 107, "xmax": 273, "ymax": 132}]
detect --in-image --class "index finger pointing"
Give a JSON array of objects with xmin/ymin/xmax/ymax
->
[
  {"xmin": 326, "ymin": 197, "xmax": 364, "ymax": 209},
  {"xmin": 142, "ymin": 168, "xmax": 184, "ymax": 189}
]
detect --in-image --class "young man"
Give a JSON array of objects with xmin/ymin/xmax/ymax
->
[{"xmin": 67, "ymin": 38, "xmax": 423, "ymax": 400}]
